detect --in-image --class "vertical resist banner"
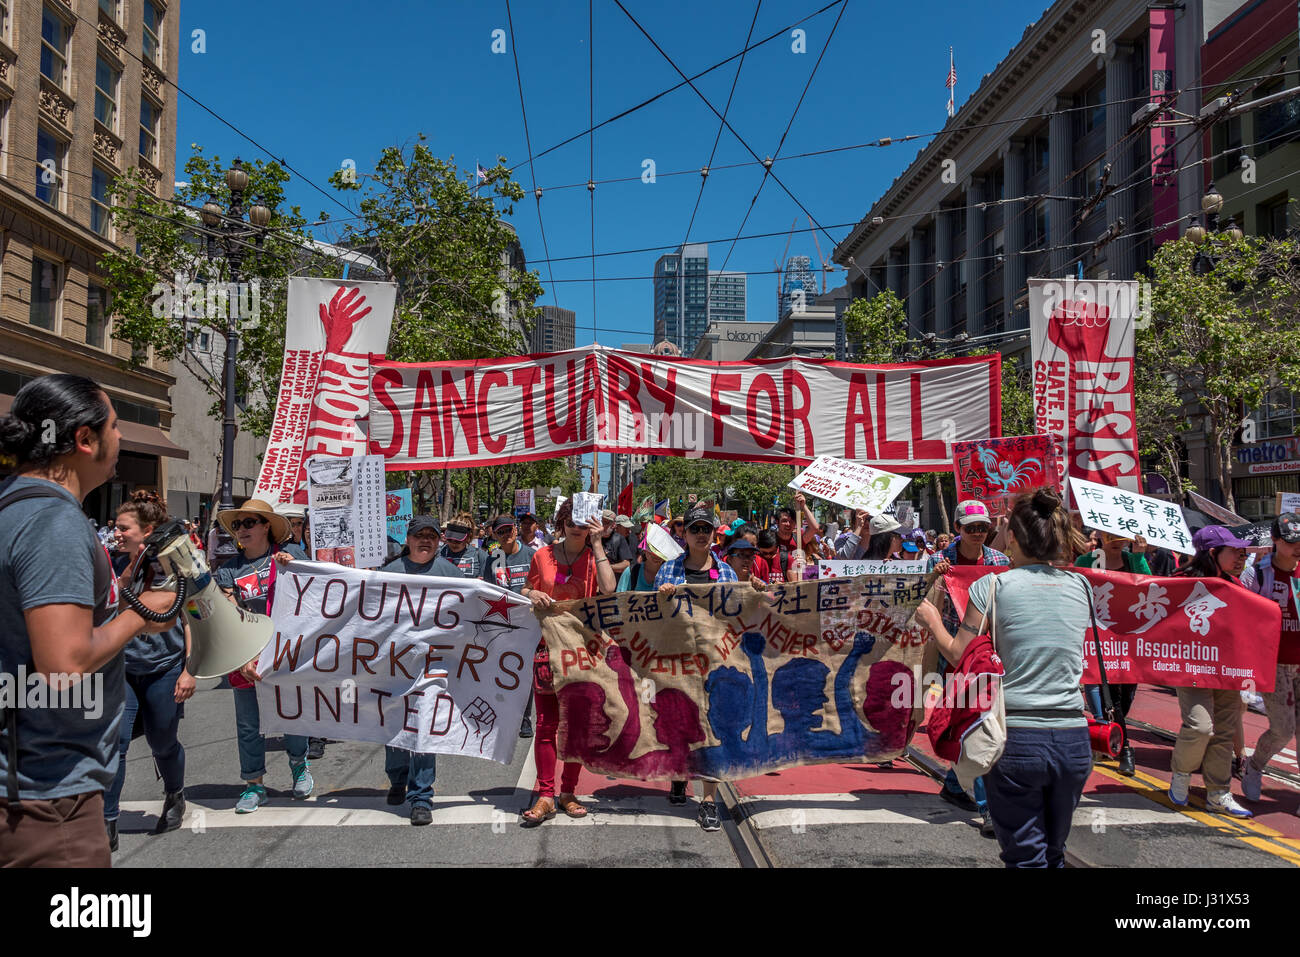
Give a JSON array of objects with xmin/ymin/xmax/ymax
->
[
  {"xmin": 253, "ymin": 279, "xmax": 396, "ymax": 506},
  {"xmin": 257, "ymin": 563, "xmax": 538, "ymax": 760},
  {"xmin": 540, "ymin": 575, "xmax": 934, "ymax": 780},
  {"xmin": 1029, "ymin": 278, "xmax": 1141, "ymax": 495}
]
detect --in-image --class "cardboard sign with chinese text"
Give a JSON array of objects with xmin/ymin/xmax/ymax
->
[{"xmin": 1069, "ymin": 476, "xmax": 1194, "ymax": 554}]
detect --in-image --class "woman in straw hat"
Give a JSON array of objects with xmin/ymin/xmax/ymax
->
[{"xmin": 213, "ymin": 499, "xmax": 311, "ymax": 813}]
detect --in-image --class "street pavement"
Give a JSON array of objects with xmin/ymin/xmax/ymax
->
[{"xmin": 110, "ymin": 680, "xmax": 1300, "ymax": 868}]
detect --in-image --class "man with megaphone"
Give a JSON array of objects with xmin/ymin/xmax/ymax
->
[
  {"xmin": 211, "ymin": 499, "xmax": 309, "ymax": 814},
  {"xmin": 0, "ymin": 375, "xmax": 184, "ymax": 868}
]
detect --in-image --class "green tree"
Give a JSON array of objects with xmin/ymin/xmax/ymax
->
[
  {"xmin": 999, "ymin": 353, "xmax": 1035, "ymax": 438},
  {"xmin": 1145, "ymin": 232, "xmax": 1300, "ymax": 510},
  {"xmin": 100, "ymin": 150, "xmax": 338, "ymax": 439},
  {"xmin": 843, "ymin": 289, "xmax": 908, "ymax": 361}
]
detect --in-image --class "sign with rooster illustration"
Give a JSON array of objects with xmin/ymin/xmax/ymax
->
[{"xmin": 952, "ymin": 434, "xmax": 1060, "ymax": 515}]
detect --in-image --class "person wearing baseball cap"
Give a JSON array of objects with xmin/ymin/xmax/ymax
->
[
  {"xmin": 1240, "ymin": 513, "xmax": 1300, "ymax": 805},
  {"xmin": 1163, "ymin": 526, "xmax": 1254, "ymax": 818},
  {"xmin": 836, "ymin": 510, "xmax": 902, "ymax": 561},
  {"xmin": 723, "ymin": 536, "xmax": 761, "ymax": 586},
  {"xmin": 925, "ymin": 499, "xmax": 1012, "ymax": 832},
  {"xmin": 439, "ymin": 511, "xmax": 490, "ymax": 579},
  {"xmin": 598, "ymin": 508, "xmax": 635, "ymax": 577}
]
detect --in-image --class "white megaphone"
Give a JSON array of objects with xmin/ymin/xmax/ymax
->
[{"xmin": 123, "ymin": 520, "xmax": 274, "ymax": 680}]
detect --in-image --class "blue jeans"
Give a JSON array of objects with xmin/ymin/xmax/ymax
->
[
  {"xmin": 103, "ymin": 660, "xmax": 187, "ymax": 821},
  {"xmin": 384, "ymin": 747, "xmax": 437, "ymax": 808},
  {"xmin": 233, "ymin": 686, "xmax": 308, "ymax": 781},
  {"xmin": 984, "ymin": 725, "xmax": 1092, "ymax": 868},
  {"xmin": 943, "ymin": 767, "xmax": 987, "ymax": 809}
]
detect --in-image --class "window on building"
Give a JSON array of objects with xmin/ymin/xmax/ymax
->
[
  {"xmin": 1258, "ymin": 195, "xmax": 1289, "ymax": 239},
  {"xmin": 139, "ymin": 96, "xmax": 159, "ymax": 163},
  {"xmin": 40, "ymin": 4, "xmax": 70, "ymax": 87},
  {"xmin": 1254, "ymin": 387, "xmax": 1296, "ymax": 439},
  {"xmin": 1082, "ymin": 77, "xmax": 1106, "ymax": 134},
  {"xmin": 86, "ymin": 282, "xmax": 108, "ymax": 349},
  {"xmin": 1027, "ymin": 131, "xmax": 1050, "ymax": 176},
  {"xmin": 99, "ymin": 0, "xmax": 119, "ymax": 22},
  {"xmin": 94, "ymin": 56, "xmax": 120, "ymax": 131},
  {"xmin": 992, "ymin": 228, "xmax": 1005, "ymax": 258},
  {"xmin": 0, "ymin": 1, "xmax": 11, "ymax": 42},
  {"xmin": 1084, "ymin": 160, "xmax": 1105, "ymax": 197},
  {"xmin": 91, "ymin": 165, "xmax": 112, "ymax": 236},
  {"xmin": 992, "ymin": 167, "xmax": 1005, "ymax": 201},
  {"xmin": 35, "ymin": 127, "xmax": 64, "ymax": 208},
  {"xmin": 142, "ymin": 0, "xmax": 162, "ymax": 65},
  {"xmin": 1212, "ymin": 115, "xmax": 1243, "ymax": 179},
  {"xmin": 1254, "ymin": 80, "xmax": 1300, "ymax": 156},
  {"xmin": 30, "ymin": 256, "xmax": 60, "ymax": 331},
  {"xmin": 1030, "ymin": 203, "xmax": 1049, "ymax": 247},
  {"xmin": 0, "ymin": 99, "xmax": 9, "ymax": 176}
]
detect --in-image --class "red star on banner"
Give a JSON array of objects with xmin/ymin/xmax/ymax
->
[{"xmin": 481, "ymin": 593, "xmax": 514, "ymax": 623}]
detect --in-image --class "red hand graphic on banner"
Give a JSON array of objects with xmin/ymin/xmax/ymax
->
[
  {"xmin": 318, "ymin": 286, "xmax": 371, "ymax": 355},
  {"xmin": 1046, "ymin": 299, "xmax": 1111, "ymax": 357}
]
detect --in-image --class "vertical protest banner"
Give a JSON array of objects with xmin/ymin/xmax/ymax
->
[
  {"xmin": 1029, "ymin": 278, "xmax": 1141, "ymax": 496},
  {"xmin": 306, "ymin": 454, "xmax": 387, "ymax": 567},
  {"xmin": 258, "ymin": 563, "xmax": 538, "ymax": 760},
  {"xmin": 386, "ymin": 489, "xmax": 413, "ymax": 544},
  {"xmin": 952, "ymin": 434, "xmax": 1059, "ymax": 517},
  {"xmin": 513, "ymin": 488, "xmax": 535, "ymax": 518},
  {"xmin": 254, "ymin": 279, "xmax": 396, "ymax": 506},
  {"xmin": 540, "ymin": 574, "xmax": 934, "ymax": 779},
  {"xmin": 790, "ymin": 455, "xmax": 911, "ymax": 514}
]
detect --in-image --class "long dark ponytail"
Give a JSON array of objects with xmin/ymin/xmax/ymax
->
[{"xmin": 0, "ymin": 374, "xmax": 110, "ymax": 468}]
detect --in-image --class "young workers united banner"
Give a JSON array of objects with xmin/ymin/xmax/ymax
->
[
  {"xmin": 1029, "ymin": 278, "xmax": 1142, "ymax": 493},
  {"xmin": 368, "ymin": 348, "xmax": 1000, "ymax": 470},
  {"xmin": 253, "ymin": 279, "xmax": 396, "ymax": 506}
]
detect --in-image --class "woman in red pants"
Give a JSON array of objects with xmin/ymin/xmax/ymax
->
[{"xmin": 519, "ymin": 499, "xmax": 616, "ymax": 825}]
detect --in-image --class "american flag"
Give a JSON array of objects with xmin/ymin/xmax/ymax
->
[
  {"xmin": 476, "ymin": 164, "xmax": 489, "ymax": 183},
  {"xmin": 946, "ymin": 47, "xmax": 956, "ymax": 117}
]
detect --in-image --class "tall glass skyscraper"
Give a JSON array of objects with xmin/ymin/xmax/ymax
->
[
  {"xmin": 653, "ymin": 243, "xmax": 710, "ymax": 354},
  {"xmin": 707, "ymin": 270, "xmax": 747, "ymax": 324},
  {"xmin": 780, "ymin": 255, "xmax": 817, "ymax": 318}
]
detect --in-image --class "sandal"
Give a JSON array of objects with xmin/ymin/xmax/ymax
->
[
  {"xmin": 558, "ymin": 793, "xmax": 588, "ymax": 819},
  {"xmin": 520, "ymin": 795, "xmax": 556, "ymax": 827}
]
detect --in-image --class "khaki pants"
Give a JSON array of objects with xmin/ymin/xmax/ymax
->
[
  {"xmin": 1251, "ymin": 663, "xmax": 1300, "ymax": 771},
  {"xmin": 0, "ymin": 792, "xmax": 111, "ymax": 868},
  {"xmin": 1171, "ymin": 687, "xmax": 1239, "ymax": 792}
]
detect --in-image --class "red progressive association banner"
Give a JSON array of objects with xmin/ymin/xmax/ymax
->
[
  {"xmin": 1029, "ymin": 278, "xmax": 1142, "ymax": 495},
  {"xmin": 368, "ymin": 347, "xmax": 1001, "ymax": 470},
  {"xmin": 941, "ymin": 565, "xmax": 1280, "ymax": 692}
]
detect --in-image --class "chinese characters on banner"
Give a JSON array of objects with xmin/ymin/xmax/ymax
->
[
  {"xmin": 1069, "ymin": 476, "xmax": 1194, "ymax": 554},
  {"xmin": 253, "ymin": 279, "xmax": 396, "ymax": 506},
  {"xmin": 541, "ymin": 574, "xmax": 933, "ymax": 780},
  {"xmin": 306, "ymin": 454, "xmax": 387, "ymax": 568},
  {"xmin": 942, "ymin": 565, "xmax": 1280, "ymax": 691},
  {"xmin": 789, "ymin": 455, "xmax": 911, "ymax": 513},
  {"xmin": 1029, "ymin": 278, "xmax": 1141, "ymax": 494},
  {"xmin": 819, "ymin": 560, "xmax": 929, "ymax": 577},
  {"xmin": 257, "ymin": 563, "xmax": 537, "ymax": 760},
  {"xmin": 952, "ymin": 434, "xmax": 1059, "ymax": 517},
  {"xmin": 570, "ymin": 491, "xmax": 604, "ymax": 526},
  {"xmin": 368, "ymin": 347, "xmax": 1000, "ymax": 470}
]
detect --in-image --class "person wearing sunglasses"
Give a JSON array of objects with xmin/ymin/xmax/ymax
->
[
  {"xmin": 655, "ymin": 505, "xmax": 739, "ymax": 830},
  {"xmin": 213, "ymin": 499, "xmax": 311, "ymax": 814},
  {"xmin": 1074, "ymin": 527, "xmax": 1151, "ymax": 777},
  {"xmin": 926, "ymin": 500, "xmax": 1011, "ymax": 834}
]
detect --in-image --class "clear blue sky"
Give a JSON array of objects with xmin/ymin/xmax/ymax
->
[{"xmin": 176, "ymin": 0, "xmax": 1051, "ymax": 490}]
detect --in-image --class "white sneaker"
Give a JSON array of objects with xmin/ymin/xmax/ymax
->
[
  {"xmin": 1241, "ymin": 756, "xmax": 1263, "ymax": 802},
  {"xmin": 1169, "ymin": 771, "xmax": 1191, "ymax": 806},
  {"xmin": 1206, "ymin": 791, "xmax": 1253, "ymax": 819}
]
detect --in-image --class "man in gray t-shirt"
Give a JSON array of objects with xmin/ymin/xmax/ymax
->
[
  {"xmin": 0, "ymin": 375, "xmax": 180, "ymax": 867},
  {"xmin": 484, "ymin": 514, "xmax": 535, "ymax": 594}
]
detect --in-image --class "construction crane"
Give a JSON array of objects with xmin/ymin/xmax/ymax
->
[
  {"xmin": 774, "ymin": 218, "xmax": 797, "ymax": 318},
  {"xmin": 808, "ymin": 215, "xmax": 836, "ymax": 296}
]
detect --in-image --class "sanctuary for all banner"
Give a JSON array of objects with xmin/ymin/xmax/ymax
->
[
  {"xmin": 253, "ymin": 279, "xmax": 396, "ymax": 506},
  {"xmin": 942, "ymin": 565, "xmax": 1280, "ymax": 692},
  {"xmin": 368, "ymin": 347, "xmax": 1000, "ymax": 471},
  {"xmin": 539, "ymin": 573, "xmax": 935, "ymax": 780},
  {"xmin": 1029, "ymin": 278, "xmax": 1142, "ymax": 494},
  {"xmin": 256, "ymin": 562, "xmax": 537, "ymax": 760}
]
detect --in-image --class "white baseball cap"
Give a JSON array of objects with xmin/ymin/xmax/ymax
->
[{"xmin": 869, "ymin": 513, "xmax": 901, "ymax": 536}]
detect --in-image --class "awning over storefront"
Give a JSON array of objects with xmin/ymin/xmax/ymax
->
[{"xmin": 0, "ymin": 393, "xmax": 189, "ymax": 460}]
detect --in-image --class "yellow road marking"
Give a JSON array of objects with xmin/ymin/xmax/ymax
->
[{"xmin": 1091, "ymin": 763, "xmax": 1299, "ymax": 865}]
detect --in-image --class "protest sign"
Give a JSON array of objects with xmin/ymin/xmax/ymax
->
[
  {"xmin": 369, "ymin": 347, "xmax": 1000, "ymax": 471},
  {"xmin": 540, "ymin": 574, "xmax": 933, "ymax": 780},
  {"xmin": 386, "ymin": 489, "xmax": 413, "ymax": 544},
  {"xmin": 644, "ymin": 522, "xmax": 683, "ymax": 562},
  {"xmin": 1189, "ymin": 490, "xmax": 1247, "ymax": 526},
  {"xmin": 790, "ymin": 455, "xmax": 910, "ymax": 514},
  {"xmin": 943, "ymin": 565, "xmax": 1279, "ymax": 691},
  {"xmin": 254, "ymin": 279, "xmax": 396, "ymax": 505},
  {"xmin": 1069, "ymin": 476, "xmax": 1194, "ymax": 554},
  {"xmin": 1277, "ymin": 491, "xmax": 1300, "ymax": 516},
  {"xmin": 952, "ymin": 434, "xmax": 1059, "ymax": 516},
  {"xmin": 570, "ymin": 491, "xmax": 604, "ymax": 526},
  {"xmin": 513, "ymin": 488, "xmax": 535, "ymax": 517},
  {"xmin": 257, "ymin": 563, "xmax": 537, "ymax": 760},
  {"xmin": 1029, "ymin": 278, "xmax": 1141, "ymax": 493},
  {"xmin": 819, "ymin": 560, "xmax": 928, "ymax": 577},
  {"xmin": 554, "ymin": 495, "xmax": 567, "ymax": 519},
  {"xmin": 306, "ymin": 454, "xmax": 387, "ymax": 567}
]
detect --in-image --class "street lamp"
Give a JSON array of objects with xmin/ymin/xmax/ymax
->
[
  {"xmin": 1187, "ymin": 181, "xmax": 1243, "ymax": 275},
  {"xmin": 200, "ymin": 157, "xmax": 274, "ymax": 509}
]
